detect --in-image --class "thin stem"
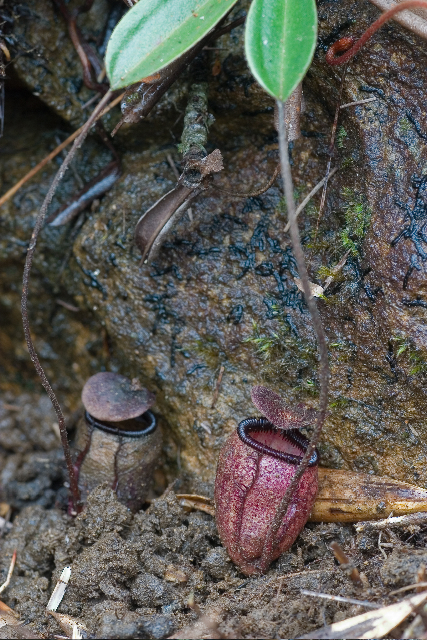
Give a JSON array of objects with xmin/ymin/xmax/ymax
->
[
  {"xmin": 314, "ymin": 64, "xmax": 348, "ymax": 240},
  {"xmin": 258, "ymin": 100, "xmax": 330, "ymax": 574},
  {"xmin": 21, "ymin": 90, "xmax": 113, "ymax": 514},
  {"xmin": 283, "ymin": 167, "xmax": 338, "ymax": 233},
  {"xmin": 326, "ymin": 0, "xmax": 427, "ymax": 66}
]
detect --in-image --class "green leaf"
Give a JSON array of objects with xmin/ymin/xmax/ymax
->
[
  {"xmin": 244, "ymin": 0, "xmax": 317, "ymax": 101},
  {"xmin": 106, "ymin": 0, "xmax": 238, "ymax": 90}
]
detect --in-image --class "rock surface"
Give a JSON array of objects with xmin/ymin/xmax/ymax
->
[{"xmin": 3, "ymin": 0, "xmax": 427, "ymax": 491}]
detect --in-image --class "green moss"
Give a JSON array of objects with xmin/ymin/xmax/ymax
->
[
  {"xmin": 329, "ymin": 396, "xmax": 351, "ymax": 409},
  {"xmin": 337, "ymin": 126, "xmax": 348, "ymax": 149},
  {"xmin": 398, "ymin": 117, "xmax": 412, "ymax": 135},
  {"xmin": 244, "ymin": 317, "xmax": 317, "ymax": 388},
  {"xmin": 341, "ymin": 157, "xmax": 354, "ymax": 169},
  {"xmin": 391, "ymin": 334, "xmax": 427, "ymax": 376},
  {"xmin": 339, "ymin": 187, "xmax": 371, "ymax": 255},
  {"xmin": 329, "ymin": 339, "xmax": 357, "ymax": 363},
  {"xmin": 191, "ymin": 336, "xmax": 225, "ymax": 369}
]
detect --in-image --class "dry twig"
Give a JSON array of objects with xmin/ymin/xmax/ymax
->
[
  {"xmin": 211, "ymin": 365, "xmax": 225, "ymax": 409},
  {"xmin": 301, "ymin": 589, "xmax": 380, "ymax": 609},
  {"xmin": 390, "ymin": 582, "xmax": 427, "ymax": 596},
  {"xmin": 330, "ymin": 541, "xmax": 363, "ymax": 586},
  {"xmin": 355, "ymin": 511, "xmax": 427, "ymax": 532},
  {"xmin": 0, "ymin": 92, "xmax": 124, "ymax": 209}
]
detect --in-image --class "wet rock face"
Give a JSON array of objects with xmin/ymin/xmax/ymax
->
[
  {"xmin": 12, "ymin": 0, "xmax": 111, "ymax": 128},
  {"xmin": 4, "ymin": 0, "xmax": 427, "ymax": 488}
]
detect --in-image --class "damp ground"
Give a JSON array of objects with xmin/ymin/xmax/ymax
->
[{"xmin": 1, "ymin": 394, "xmax": 427, "ymax": 639}]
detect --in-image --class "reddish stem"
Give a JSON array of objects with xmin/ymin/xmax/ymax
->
[
  {"xmin": 21, "ymin": 90, "xmax": 113, "ymax": 515},
  {"xmin": 53, "ymin": 0, "xmax": 107, "ymax": 92},
  {"xmin": 326, "ymin": 0, "xmax": 427, "ymax": 65}
]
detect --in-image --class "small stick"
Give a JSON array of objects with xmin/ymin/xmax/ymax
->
[
  {"xmin": 1, "ymin": 403, "xmax": 19, "ymax": 411},
  {"xmin": 211, "ymin": 365, "xmax": 225, "ymax": 409},
  {"xmin": 301, "ymin": 590, "xmax": 380, "ymax": 609},
  {"xmin": 417, "ymin": 564, "xmax": 427, "ymax": 592},
  {"xmin": 378, "ymin": 531, "xmax": 388, "ymax": 559},
  {"xmin": 276, "ymin": 576, "xmax": 284, "ymax": 599},
  {"xmin": 0, "ymin": 92, "xmax": 124, "ymax": 209},
  {"xmin": 81, "ymin": 92, "xmax": 101, "ymax": 110},
  {"xmin": 284, "ymin": 167, "xmax": 338, "ymax": 233},
  {"xmin": 215, "ymin": 163, "xmax": 281, "ymax": 199},
  {"xmin": 314, "ymin": 66, "xmax": 348, "ymax": 240},
  {"xmin": 56, "ymin": 299, "xmax": 79, "ymax": 312},
  {"xmin": 355, "ymin": 511, "xmax": 427, "ymax": 532},
  {"xmin": 340, "ymin": 97, "xmax": 377, "ymax": 109},
  {"xmin": 0, "ymin": 550, "xmax": 16, "ymax": 594},
  {"xmin": 323, "ymin": 249, "xmax": 351, "ymax": 290},
  {"xmin": 166, "ymin": 152, "xmax": 180, "ymax": 181},
  {"xmin": 331, "ymin": 541, "xmax": 363, "ymax": 585},
  {"xmin": 21, "ymin": 90, "xmax": 113, "ymax": 514}
]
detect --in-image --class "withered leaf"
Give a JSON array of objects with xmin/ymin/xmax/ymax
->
[
  {"xmin": 135, "ymin": 183, "xmax": 194, "ymax": 263},
  {"xmin": 251, "ymin": 385, "xmax": 317, "ymax": 429}
]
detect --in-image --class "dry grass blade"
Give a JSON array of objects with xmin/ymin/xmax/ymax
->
[
  {"xmin": 211, "ymin": 365, "xmax": 225, "ymax": 409},
  {"xmin": 47, "ymin": 612, "xmax": 87, "ymax": 639},
  {"xmin": 389, "ymin": 581, "xmax": 427, "ymax": 596},
  {"xmin": 176, "ymin": 494, "xmax": 215, "ymax": 517},
  {"xmin": 0, "ymin": 550, "xmax": 16, "ymax": 594},
  {"xmin": 355, "ymin": 511, "xmax": 427, "ymax": 532},
  {"xmin": 340, "ymin": 97, "xmax": 377, "ymax": 109},
  {"xmin": 300, "ymin": 589, "xmax": 380, "ymax": 609},
  {"xmin": 299, "ymin": 591, "xmax": 427, "ymax": 639},
  {"xmin": 46, "ymin": 567, "xmax": 71, "ymax": 612}
]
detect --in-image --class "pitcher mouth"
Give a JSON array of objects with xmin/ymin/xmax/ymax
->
[
  {"xmin": 237, "ymin": 417, "xmax": 318, "ymax": 466},
  {"xmin": 85, "ymin": 409, "xmax": 157, "ymax": 438}
]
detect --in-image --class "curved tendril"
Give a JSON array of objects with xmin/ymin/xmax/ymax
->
[{"xmin": 326, "ymin": 0, "xmax": 427, "ymax": 66}]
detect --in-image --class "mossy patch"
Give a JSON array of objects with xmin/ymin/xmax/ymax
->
[
  {"xmin": 337, "ymin": 126, "xmax": 348, "ymax": 149},
  {"xmin": 339, "ymin": 187, "xmax": 371, "ymax": 255},
  {"xmin": 391, "ymin": 334, "xmax": 427, "ymax": 376},
  {"xmin": 244, "ymin": 317, "xmax": 317, "ymax": 390}
]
